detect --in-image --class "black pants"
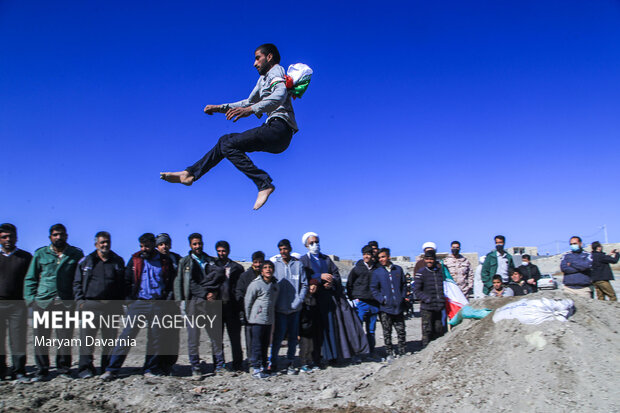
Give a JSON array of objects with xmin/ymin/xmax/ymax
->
[
  {"xmin": 420, "ymin": 309, "xmax": 445, "ymax": 347},
  {"xmin": 78, "ymin": 301, "xmax": 122, "ymax": 374},
  {"xmin": 185, "ymin": 118, "xmax": 293, "ymax": 190},
  {"xmin": 249, "ymin": 324, "xmax": 271, "ymax": 369},
  {"xmin": 33, "ymin": 302, "xmax": 74, "ymax": 375},
  {"xmin": 0, "ymin": 301, "xmax": 27, "ymax": 376},
  {"xmin": 222, "ymin": 302, "xmax": 243, "ymax": 370},
  {"xmin": 379, "ymin": 312, "xmax": 406, "ymax": 355}
]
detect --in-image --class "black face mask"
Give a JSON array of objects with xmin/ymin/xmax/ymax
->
[
  {"xmin": 496, "ymin": 245, "xmax": 504, "ymax": 253},
  {"xmin": 52, "ymin": 239, "xmax": 67, "ymax": 249},
  {"xmin": 451, "ymin": 248, "xmax": 460, "ymax": 255}
]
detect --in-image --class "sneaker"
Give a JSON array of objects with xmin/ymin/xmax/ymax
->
[
  {"xmin": 251, "ymin": 369, "xmax": 268, "ymax": 379},
  {"xmin": 214, "ymin": 365, "xmax": 225, "ymax": 375},
  {"xmin": 286, "ymin": 365, "xmax": 298, "ymax": 376},
  {"xmin": 100, "ymin": 371, "xmax": 116, "ymax": 382},
  {"xmin": 78, "ymin": 370, "xmax": 94, "ymax": 379},
  {"xmin": 57, "ymin": 372, "xmax": 73, "ymax": 381},
  {"xmin": 14, "ymin": 373, "xmax": 29, "ymax": 383},
  {"xmin": 30, "ymin": 373, "xmax": 48, "ymax": 383},
  {"xmin": 310, "ymin": 364, "xmax": 321, "ymax": 372},
  {"xmin": 382, "ymin": 355, "xmax": 394, "ymax": 364},
  {"xmin": 143, "ymin": 371, "xmax": 161, "ymax": 378},
  {"xmin": 299, "ymin": 365, "xmax": 312, "ymax": 373},
  {"xmin": 191, "ymin": 367, "xmax": 203, "ymax": 378}
]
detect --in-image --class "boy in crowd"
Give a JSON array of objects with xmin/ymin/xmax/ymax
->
[
  {"xmin": 371, "ymin": 248, "xmax": 408, "ymax": 360},
  {"xmin": 488, "ymin": 275, "xmax": 514, "ymax": 297},
  {"xmin": 244, "ymin": 261, "xmax": 279, "ymax": 379},
  {"xmin": 235, "ymin": 251, "xmax": 265, "ymax": 364},
  {"xmin": 507, "ymin": 268, "xmax": 532, "ymax": 296}
]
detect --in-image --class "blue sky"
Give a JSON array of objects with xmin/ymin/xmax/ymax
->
[{"xmin": 1, "ymin": 1, "xmax": 619, "ymax": 261}]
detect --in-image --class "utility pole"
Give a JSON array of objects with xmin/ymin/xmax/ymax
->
[{"xmin": 602, "ymin": 224, "xmax": 609, "ymax": 244}]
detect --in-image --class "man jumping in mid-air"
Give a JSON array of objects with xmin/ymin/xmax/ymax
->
[{"xmin": 160, "ymin": 43, "xmax": 298, "ymax": 210}]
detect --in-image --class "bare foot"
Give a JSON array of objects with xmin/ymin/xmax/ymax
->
[
  {"xmin": 160, "ymin": 171, "xmax": 195, "ymax": 186},
  {"xmin": 253, "ymin": 186, "xmax": 275, "ymax": 210}
]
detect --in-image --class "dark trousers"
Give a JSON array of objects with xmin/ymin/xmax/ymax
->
[
  {"xmin": 107, "ymin": 300, "xmax": 166, "ymax": 374},
  {"xmin": 270, "ymin": 311, "xmax": 300, "ymax": 368},
  {"xmin": 0, "ymin": 301, "xmax": 27, "ymax": 376},
  {"xmin": 187, "ymin": 298, "xmax": 224, "ymax": 369},
  {"xmin": 244, "ymin": 324, "xmax": 253, "ymax": 362},
  {"xmin": 185, "ymin": 118, "xmax": 293, "ymax": 190},
  {"xmin": 379, "ymin": 312, "xmax": 406, "ymax": 355},
  {"xmin": 33, "ymin": 302, "xmax": 73, "ymax": 375},
  {"xmin": 249, "ymin": 324, "xmax": 271, "ymax": 369},
  {"xmin": 78, "ymin": 301, "xmax": 122, "ymax": 374},
  {"xmin": 222, "ymin": 303, "xmax": 243, "ymax": 370},
  {"xmin": 421, "ymin": 309, "xmax": 445, "ymax": 347}
]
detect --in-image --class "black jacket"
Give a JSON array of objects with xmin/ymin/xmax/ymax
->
[
  {"xmin": 346, "ymin": 259, "xmax": 378, "ymax": 302},
  {"xmin": 215, "ymin": 259, "xmax": 244, "ymax": 307},
  {"xmin": 235, "ymin": 267, "xmax": 259, "ymax": 307},
  {"xmin": 73, "ymin": 250, "xmax": 125, "ymax": 303},
  {"xmin": 591, "ymin": 251, "xmax": 619, "ymax": 282},
  {"xmin": 507, "ymin": 280, "xmax": 533, "ymax": 296},
  {"xmin": 414, "ymin": 264, "xmax": 445, "ymax": 311},
  {"xmin": 518, "ymin": 264, "xmax": 541, "ymax": 292}
]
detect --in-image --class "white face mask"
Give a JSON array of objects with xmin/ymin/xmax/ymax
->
[
  {"xmin": 308, "ymin": 243, "xmax": 320, "ymax": 255},
  {"xmin": 522, "ymin": 262, "xmax": 529, "ymax": 266}
]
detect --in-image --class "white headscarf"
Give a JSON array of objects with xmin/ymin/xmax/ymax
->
[
  {"xmin": 302, "ymin": 232, "xmax": 319, "ymax": 246},
  {"xmin": 422, "ymin": 241, "xmax": 436, "ymax": 251}
]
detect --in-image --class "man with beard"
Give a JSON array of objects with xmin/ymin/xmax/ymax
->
[
  {"xmin": 214, "ymin": 240, "xmax": 245, "ymax": 372},
  {"xmin": 346, "ymin": 245, "xmax": 379, "ymax": 358},
  {"xmin": 0, "ymin": 223, "xmax": 31, "ymax": 381},
  {"xmin": 101, "ymin": 233, "xmax": 174, "ymax": 381},
  {"xmin": 24, "ymin": 223, "xmax": 83, "ymax": 381},
  {"xmin": 174, "ymin": 233, "xmax": 224, "ymax": 377},
  {"xmin": 73, "ymin": 231, "xmax": 125, "ymax": 378},
  {"xmin": 160, "ymin": 43, "xmax": 298, "ymax": 210},
  {"xmin": 481, "ymin": 235, "xmax": 515, "ymax": 295},
  {"xmin": 560, "ymin": 236, "xmax": 593, "ymax": 299}
]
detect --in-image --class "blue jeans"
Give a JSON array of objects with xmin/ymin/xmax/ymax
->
[
  {"xmin": 270, "ymin": 311, "xmax": 300, "ymax": 368},
  {"xmin": 356, "ymin": 300, "xmax": 378, "ymax": 352}
]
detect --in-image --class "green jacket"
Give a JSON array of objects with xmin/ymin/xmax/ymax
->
[
  {"xmin": 174, "ymin": 252, "xmax": 222, "ymax": 304},
  {"xmin": 481, "ymin": 250, "xmax": 514, "ymax": 295},
  {"xmin": 24, "ymin": 245, "xmax": 84, "ymax": 308}
]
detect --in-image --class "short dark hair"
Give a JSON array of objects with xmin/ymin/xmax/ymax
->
[
  {"xmin": 591, "ymin": 241, "xmax": 602, "ymax": 251},
  {"xmin": 511, "ymin": 268, "xmax": 521, "ymax": 275},
  {"xmin": 278, "ymin": 239, "xmax": 291, "ymax": 249},
  {"xmin": 215, "ymin": 240, "xmax": 230, "ymax": 252},
  {"xmin": 368, "ymin": 241, "xmax": 379, "ymax": 248},
  {"xmin": 95, "ymin": 231, "xmax": 110, "ymax": 240},
  {"xmin": 494, "ymin": 235, "xmax": 505, "ymax": 243},
  {"xmin": 362, "ymin": 245, "xmax": 373, "ymax": 255},
  {"xmin": 256, "ymin": 43, "xmax": 280, "ymax": 64},
  {"xmin": 188, "ymin": 233, "xmax": 202, "ymax": 243},
  {"xmin": 0, "ymin": 223, "xmax": 16, "ymax": 235},
  {"xmin": 251, "ymin": 251, "xmax": 265, "ymax": 261},
  {"xmin": 570, "ymin": 236, "xmax": 582, "ymax": 243},
  {"xmin": 378, "ymin": 247, "xmax": 390, "ymax": 256},
  {"xmin": 522, "ymin": 254, "xmax": 531, "ymax": 260},
  {"xmin": 139, "ymin": 233, "xmax": 156, "ymax": 245},
  {"xmin": 49, "ymin": 223, "xmax": 67, "ymax": 235},
  {"xmin": 451, "ymin": 240, "xmax": 461, "ymax": 247},
  {"xmin": 261, "ymin": 260, "xmax": 275, "ymax": 270},
  {"xmin": 492, "ymin": 275, "xmax": 503, "ymax": 282}
]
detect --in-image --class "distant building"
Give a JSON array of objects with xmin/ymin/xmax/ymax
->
[{"xmin": 510, "ymin": 246, "xmax": 538, "ymax": 256}]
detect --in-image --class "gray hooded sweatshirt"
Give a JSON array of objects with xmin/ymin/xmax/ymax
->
[{"xmin": 245, "ymin": 276, "xmax": 279, "ymax": 325}]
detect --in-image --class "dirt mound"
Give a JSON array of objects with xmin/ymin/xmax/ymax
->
[
  {"xmin": 0, "ymin": 291, "xmax": 617, "ymax": 412},
  {"xmin": 349, "ymin": 291, "xmax": 620, "ymax": 412}
]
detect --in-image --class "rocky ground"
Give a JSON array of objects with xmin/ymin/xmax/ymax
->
[{"xmin": 1, "ymin": 288, "xmax": 619, "ymax": 412}]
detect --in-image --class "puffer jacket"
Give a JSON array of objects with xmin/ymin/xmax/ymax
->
[
  {"xmin": 591, "ymin": 251, "xmax": 619, "ymax": 282},
  {"xmin": 244, "ymin": 276, "xmax": 279, "ymax": 325},
  {"xmin": 414, "ymin": 264, "xmax": 445, "ymax": 311}
]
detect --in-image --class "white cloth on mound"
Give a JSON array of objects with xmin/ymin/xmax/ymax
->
[{"xmin": 492, "ymin": 298, "xmax": 575, "ymax": 325}]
